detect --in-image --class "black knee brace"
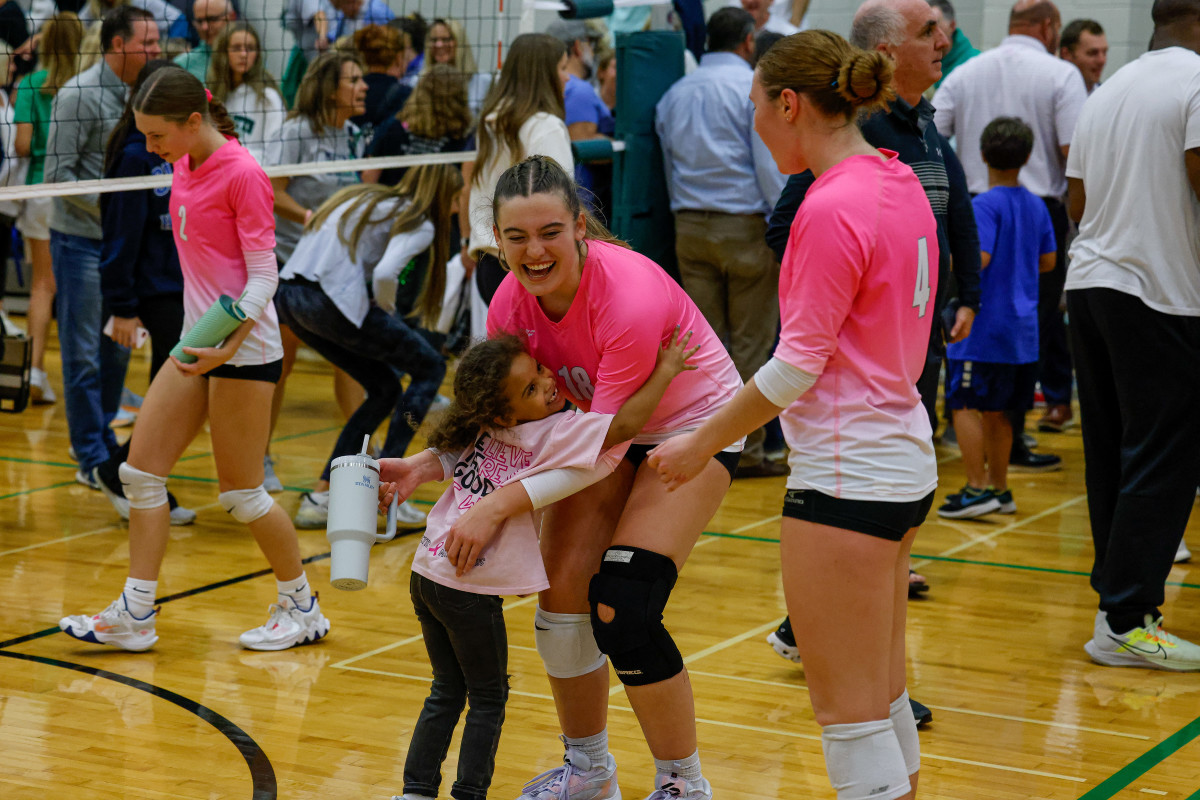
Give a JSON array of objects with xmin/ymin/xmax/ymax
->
[{"xmin": 587, "ymin": 546, "xmax": 683, "ymax": 686}]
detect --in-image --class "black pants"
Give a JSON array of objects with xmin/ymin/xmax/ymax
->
[
  {"xmin": 1068, "ymin": 287, "xmax": 1200, "ymax": 628},
  {"xmin": 138, "ymin": 293, "xmax": 185, "ymax": 381},
  {"xmin": 1037, "ymin": 196, "xmax": 1073, "ymax": 406}
]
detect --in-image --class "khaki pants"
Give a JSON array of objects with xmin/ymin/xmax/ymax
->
[{"xmin": 674, "ymin": 210, "xmax": 780, "ymax": 465}]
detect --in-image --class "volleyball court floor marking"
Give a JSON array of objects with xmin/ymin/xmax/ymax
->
[{"xmin": 331, "ymin": 618, "xmax": 1089, "ymax": 784}]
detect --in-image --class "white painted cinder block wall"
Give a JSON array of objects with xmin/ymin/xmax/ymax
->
[{"xmin": 706, "ymin": 0, "xmax": 1155, "ymax": 78}]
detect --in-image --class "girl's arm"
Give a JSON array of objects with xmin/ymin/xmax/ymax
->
[
  {"xmin": 377, "ymin": 449, "xmax": 445, "ymax": 510},
  {"xmin": 603, "ymin": 326, "xmax": 697, "ymax": 448},
  {"xmin": 13, "ymin": 121, "xmax": 30, "ymax": 157}
]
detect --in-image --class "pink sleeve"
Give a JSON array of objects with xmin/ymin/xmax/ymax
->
[
  {"xmin": 774, "ymin": 203, "xmax": 872, "ymax": 375},
  {"xmin": 587, "ymin": 289, "xmax": 667, "ymax": 416},
  {"xmin": 229, "ymin": 163, "xmax": 277, "ymax": 252}
]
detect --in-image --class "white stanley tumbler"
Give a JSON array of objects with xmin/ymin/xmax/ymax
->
[{"xmin": 327, "ymin": 437, "xmax": 398, "ymax": 590}]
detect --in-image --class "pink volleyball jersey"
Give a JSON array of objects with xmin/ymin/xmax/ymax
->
[
  {"xmin": 169, "ymin": 137, "xmax": 283, "ymax": 366},
  {"xmin": 487, "ymin": 239, "xmax": 743, "ymax": 447},
  {"xmin": 412, "ymin": 410, "xmax": 622, "ymax": 595},
  {"xmin": 777, "ymin": 152, "xmax": 939, "ymax": 500}
]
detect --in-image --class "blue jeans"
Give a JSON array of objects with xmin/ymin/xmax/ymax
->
[
  {"xmin": 274, "ymin": 280, "xmax": 446, "ymax": 480},
  {"xmin": 50, "ymin": 230, "xmax": 130, "ymax": 470},
  {"xmin": 406, "ymin": 572, "xmax": 509, "ymax": 800}
]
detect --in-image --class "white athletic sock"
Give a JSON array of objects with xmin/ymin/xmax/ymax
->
[
  {"xmin": 123, "ymin": 577, "xmax": 157, "ymax": 619},
  {"xmin": 277, "ymin": 572, "xmax": 313, "ymax": 610},
  {"xmin": 655, "ymin": 749, "xmax": 703, "ymax": 784},
  {"xmin": 566, "ymin": 730, "xmax": 610, "ymax": 766}
]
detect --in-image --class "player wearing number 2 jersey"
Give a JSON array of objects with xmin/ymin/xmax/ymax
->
[
  {"xmin": 59, "ymin": 67, "xmax": 330, "ymax": 655},
  {"xmin": 651, "ymin": 31, "xmax": 938, "ymax": 800},
  {"xmin": 441, "ymin": 155, "xmax": 742, "ymax": 800}
]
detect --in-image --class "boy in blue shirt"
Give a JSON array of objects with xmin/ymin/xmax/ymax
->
[{"xmin": 939, "ymin": 117, "xmax": 1057, "ymax": 519}]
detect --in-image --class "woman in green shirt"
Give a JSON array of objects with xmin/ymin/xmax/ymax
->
[{"xmin": 13, "ymin": 11, "xmax": 83, "ymax": 404}]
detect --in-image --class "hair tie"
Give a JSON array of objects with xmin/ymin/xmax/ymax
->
[
  {"xmin": 831, "ymin": 79, "xmax": 838, "ymax": 88},
  {"xmin": 205, "ymin": 88, "xmax": 213, "ymax": 102}
]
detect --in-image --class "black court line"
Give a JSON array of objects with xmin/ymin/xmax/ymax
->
[{"xmin": 0, "ymin": 649, "xmax": 277, "ymax": 799}]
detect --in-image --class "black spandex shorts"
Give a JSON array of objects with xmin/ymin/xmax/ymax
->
[
  {"xmin": 205, "ymin": 359, "xmax": 284, "ymax": 384},
  {"xmin": 624, "ymin": 442, "xmax": 739, "ymax": 484},
  {"xmin": 782, "ymin": 489, "xmax": 936, "ymax": 541}
]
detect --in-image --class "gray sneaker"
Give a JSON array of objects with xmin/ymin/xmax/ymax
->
[
  {"xmin": 294, "ymin": 492, "xmax": 329, "ymax": 529},
  {"xmin": 518, "ymin": 738, "xmax": 620, "ymax": 800},
  {"xmin": 1085, "ymin": 611, "xmax": 1200, "ymax": 671},
  {"xmin": 263, "ymin": 454, "xmax": 284, "ymax": 493}
]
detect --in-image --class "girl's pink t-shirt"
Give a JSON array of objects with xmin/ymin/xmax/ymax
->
[
  {"xmin": 412, "ymin": 411, "xmax": 622, "ymax": 595},
  {"xmin": 487, "ymin": 239, "xmax": 743, "ymax": 447},
  {"xmin": 170, "ymin": 138, "xmax": 283, "ymax": 366},
  {"xmin": 776, "ymin": 152, "xmax": 939, "ymax": 500}
]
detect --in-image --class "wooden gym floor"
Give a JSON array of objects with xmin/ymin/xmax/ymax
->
[{"xmin": 2, "ymin": 334, "xmax": 1199, "ymax": 800}]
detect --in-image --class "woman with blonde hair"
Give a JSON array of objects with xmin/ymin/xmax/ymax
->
[
  {"xmin": 362, "ymin": 63, "xmax": 473, "ymax": 186},
  {"xmin": 12, "ymin": 10, "xmax": 83, "ymax": 404},
  {"xmin": 463, "ymin": 32, "xmax": 572, "ymax": 308},
  {"xmin": 421, "ymin": 16, "xmax": 491, "ymax": 115},
  {"xmin": 651, "ymin": 30, "xmax": 937, "ymax": 800},
  {"xmin": 208, "ymin": 22, "xmax": 284, "ymax": 165},
  {"xmin": 263, "ymin": 48, "xmax": 367, "ymax": 493},
  {"xmin": 276, "ymin": 164, "xmax": 458, "ymax": 530}
]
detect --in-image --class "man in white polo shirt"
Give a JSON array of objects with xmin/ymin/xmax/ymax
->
[
  {"xmin": 933, "ymin": 0, "xmax": 1087, "ymax": 464},
  {"xmin": 1065, "ymin": 0, "xmax": 1200, "ymax": 672}
]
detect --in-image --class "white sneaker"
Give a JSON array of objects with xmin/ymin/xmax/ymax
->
[
  {"xmin": 60, "ymin": 597, "xmax": 158, "ymax": 651},
  {"xmin": 518, "ymin": 738, "xmax": 621, "ymax": 800},
  {"xmin": 1084, "ymin": 611, "xmax": 1200, "ymax": 671},
  {"xmin": 75, "ymin": 468, "xmax": 100, "ymax": 490},
  {"xmin": 644, "ymin": 774, "xmax": 712, "ymax": 800},
  {"xmin": 30, "ymin": 367, "xmax": 55, "ymax": 404},
  {"xmin": 169, "ymin": 501, "xmax": 197, "ymax": 526},
  {"xmin": 263, "ymin": 454, "xmax": 284, "ymax": 493},
  {"xmin": 394, "ymin": 499, "xmax": 427, "ymax": 530},
  {"xmin": 1177, "ymin": 539, "xmax": 1192, "ymax": 563},
  {"xmin": 94, "ymin": 466, "xmax": 131, "ymax": 520},
  {"xmin": 239, "ymin": 594, "xmax": 330, "ymax": 651},
  {"xmin": 294, "ymin": 491, "xmax": 329, "ymax": 529}
]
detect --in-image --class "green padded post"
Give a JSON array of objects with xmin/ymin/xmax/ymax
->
[
  {"xmin": 170, "ymin": 295, "xmax": 248, "ymax": 363},
  {"xmin": 611, "ymin": 31, "xmax": 686, "ymax": 284},
  {"xmin": 572, "ymin": 138, "xmax": 615, "ymax": 164},
  {"xmin": 561, "ymin": 0, "xmax": 615, "ymax": 19}
]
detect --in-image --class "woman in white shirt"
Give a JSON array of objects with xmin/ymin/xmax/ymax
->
[
  {"xmin": 462, "ymin": 32, "xmax": 573, "ymax": 309},
  {"xmin": 208, "ymin": 22, "xmax": 284, "ymax": 165},
  {"xmin": 275, "ymin": 165, "xmax": 460, "ymax": 530}
]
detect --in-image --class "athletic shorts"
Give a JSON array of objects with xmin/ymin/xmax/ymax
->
[
  {"xmin": 782, "ymin": 489, "xmax": 936, "ymax": 541},
  {"xmin": 625, "ymin": 442, "xmax": 739, "ymax": 484},
  {"xmin": 16, "ymin": 196, "xmax": 52, "ymax": 241},
  {"xmin": 205, "ymin": 359, "xmax": 284, "ymax": 384},
  {"xmin": 945, "ymin": 359, "xmax": 1037, "ymax": 412}
]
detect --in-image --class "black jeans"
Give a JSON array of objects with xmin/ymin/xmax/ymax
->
[
  {"xmin": 1038, "ymin": 197, "xmax": 1073, "ymax": 406},
  {"xmin": 1067, "ymin": 287, "xmax": 1200, "ymax": 629},
  {"xmin": 405, "ymin": 572, "xmax": 509, "ymax": 800},
  {"xmin": 274, "ymin": 280, "xmax": 446, "ymax": 480},
  {"xmin": 138, "ymin": 292, "xmax": 184, "ymax": 381}
]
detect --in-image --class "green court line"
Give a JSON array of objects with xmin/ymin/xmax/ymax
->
[
  {"xmin": 1075, "ymin": 714, "xmax": 1200, "ymax": 800},
  {"xmin": 0, "ymin": 455, "xmax": 76, "ymax": 469},
  {"xmin": 0, "ymin": 481, "xmax": 76, "ymax": 501},
  {"xmin": 699, "ymin": 531, "xmax": 1200, "ymax": 591}
]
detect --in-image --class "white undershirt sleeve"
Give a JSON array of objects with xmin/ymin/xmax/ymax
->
[
  {"xmin": 754, "ymin": 357, "xmax": 819, "ymax": 409},
  {"xmin": 239, "ymin": 249, "xmax": 280, "ymax": 320},
  {"xmin": 520, "ymin": 462, "xmax": 615, "ymax": 509}
]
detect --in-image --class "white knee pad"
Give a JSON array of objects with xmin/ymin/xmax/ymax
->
[
  {"xmin": 118, "ymin": 462, "xmax": 168, "ymax": 510},
  {"xmin": 889, "ymin": 690, "xmax": 920, "ymax": 776},
  {"xmin": 218, "ymin": 486, "xmax": 275, "ymax": 524},
  {"xmin": 534, "ymin": 606, "xmax": 607, "ymax": 679},
  {"xmin": 821, "ymin": 719, "xmax": 911, "ymax": 800}
]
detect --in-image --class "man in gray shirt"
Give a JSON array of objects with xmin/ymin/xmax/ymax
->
[{"xmin": 44, "ymin": 6, "xmax": 160, "ymax": 484}]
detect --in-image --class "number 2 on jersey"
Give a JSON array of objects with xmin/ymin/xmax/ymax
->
[
  {"xmin": 177, "ymin": 205, "xmax": 188, "ymax": 242},
  {"xmin": 912, "ymin": 236, "xmax": 930, "ymax": 317}
]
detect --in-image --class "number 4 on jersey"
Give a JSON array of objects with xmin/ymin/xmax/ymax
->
[{"xmin": 912, "ymin": 236, "xmax": 930, "ymax": 317}]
